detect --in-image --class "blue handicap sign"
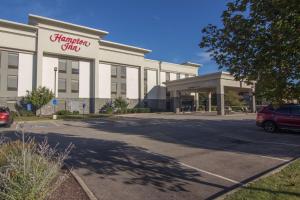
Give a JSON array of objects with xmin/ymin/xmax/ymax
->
[
  {"xmin": 26, "ymin": 104, "xmax": 32, "ymax": 111},
  {"xmin": 52, "ymin": 99, "xmax": 58, "ymax": 106}
]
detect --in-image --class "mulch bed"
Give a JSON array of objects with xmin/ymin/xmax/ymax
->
[{"xmin": 48, "ymin": 173, "xmax": 89, "ymax": 200}]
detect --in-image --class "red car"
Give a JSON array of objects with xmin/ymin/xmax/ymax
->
[
  {"xmin": 256, "ymin": 104, "xmax": 300, "ymax": 133},
  {"xmin": 0, "ymin": 107, "xmax": 13, "ymax": 128}
]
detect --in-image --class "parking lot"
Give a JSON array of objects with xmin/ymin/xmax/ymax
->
[{"xmin": 1, "ymin": 113, "xmax": 300, "ymax": 200}]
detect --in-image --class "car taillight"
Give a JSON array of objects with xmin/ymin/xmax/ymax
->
[{"xmin": 0, "ymin": 113, "xmax": 8, "ymax": 119}]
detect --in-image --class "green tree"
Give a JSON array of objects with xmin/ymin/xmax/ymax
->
[
  {"xmin": 25, "ymin": 86, "xmax": 54, "ymax": 116},
  {"xmin": 225, "ymin": 90, "xmax": 245, "ymax": 107},
  {"xmin": 200, "ymin": 0, "xmax": 300, "ymax": 104}
]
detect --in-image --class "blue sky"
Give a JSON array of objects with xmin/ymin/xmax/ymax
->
[{"xmin": 0, "ymin": 0, "xmax": 230, "ymax": 75}]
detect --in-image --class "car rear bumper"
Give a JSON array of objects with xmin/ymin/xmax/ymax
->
[{"xmin": 0, "ymin": 120, "xmax": 9, "ymax": 125}]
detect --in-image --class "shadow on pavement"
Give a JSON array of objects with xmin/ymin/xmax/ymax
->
[
  {"xmin": 63, "ymin": 117, "xmax": 300, "ymax": 159},
  {"xmin": 1, "ymin": 130, "xmax": 232, "ymax": 196},
  {"xmin": 1, "ymin": 116, "xmax": 300, "ymax": 199}
]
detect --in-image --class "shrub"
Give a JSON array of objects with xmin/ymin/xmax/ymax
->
[
  {"xmin": 24, "ymin": 87, "xmax": 54, "ymax": 116},
  {"xmin": 10, "ymin": 111, "xmax": 19, "ymax": 118},
  {"xmin": 56, "ymin": 110, "xmax": 72, "ymax": 116},
  {"xmin": 113, "ymin": 97, "xmax": 128, "ymax": 113},
  {"xmin": 225, "ymin": 90, "xmax": 246, "ymax": 107},
  {"xmin": 231, "ymin": 106, "xmax": 244, "ymax": 112},
  {"xmin": 14, "ymin": 103, "xmax": 35, "ymax": 117},
  {"xmin": 0, "ymin": 125, "xmax": 73, "ymax": 200},
  {"xmin": 99, "ymin": 102, "xmax": 114, "ymax": 114},
  {"xmin": 72, "ymin": 111, "xmax": 80, "ymax": 115},
  {"xmin": 19, "ymin": 110, "xmax": 35, "ymax": 117},
  {"xmin": 136, "ymin": 108, "xmax": 151, "ymax": 113},
  {"xmin": 126, "ymin": 108, "xmax": 151, "ymax": 113},
  {"xmin": 127, "ymin": 108, "xmax": 135, "ymax": 113},
  {"xmin": 211, "ymin": 106, "xmax": 217, "ymax": 111}
]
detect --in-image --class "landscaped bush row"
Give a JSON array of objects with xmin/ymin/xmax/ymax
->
[
  {"xmin": 100, "ymin": 97, "xmax": 151, "ymax": 114},
  {"xmin": 0, "ymin": 128, "xmax": 72, "ymax": 200},
  {"xmin": 124, "ymin": 108, "xmax": 151, "ymax": 113},
  {"xmin": 55, "ymin": 110, "xmax": 80, "ymax": 116}
]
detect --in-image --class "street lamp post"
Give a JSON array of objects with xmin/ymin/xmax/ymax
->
[{"xmin": 53, "ymin": 67, "xmax": 58, "ymax": 119}]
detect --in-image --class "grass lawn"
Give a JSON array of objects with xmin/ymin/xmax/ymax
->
[
  {"xmin": 57, "ymin": 113, "xmax": 112, "ymax": 120},
  {"xmin": 14, "ymin": 116, "xmax": 53, "ymax": 122},
  {"xmin": 225, "ymin": 159, "xmax": 300, "ymax": 200}
]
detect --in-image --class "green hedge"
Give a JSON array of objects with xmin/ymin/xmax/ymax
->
[
  {"xmin": 56, "ymin": 110, "xmax": 81, "ymax": 115},
  {"xmin": 127, "ymin": 108, "xmax": 151, "ymax": 113},
  {"xmin": 55, "ymin": 110, "xmax": 72, "ymax": 115}
]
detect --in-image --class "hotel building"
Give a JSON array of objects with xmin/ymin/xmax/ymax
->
[
  {"xmin": 0, "ymin": 14, "xmax": 200, "ymax": 114},
  {"xmin": 0, "ymin": 14, "xmax": 256, "ymax": 115}
]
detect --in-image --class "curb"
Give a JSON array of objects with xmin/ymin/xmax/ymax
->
[
  {"xmin": 65, "ymin": 165, "xmax": 98, "ymax": 200},
  {"xmin": 215, "ymin": 158, "xmax": 299, "ymax": 200},
  {"xmin": 13, "ymin": 119, "xmax": 61, "ymax": 124}
]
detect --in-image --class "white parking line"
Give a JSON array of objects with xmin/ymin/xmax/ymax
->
[
  {"xmin": 145, "ymin": 149, "xmax": 241, "ymax": 185},
  {"xmin": 258, "ymin": 155, "xmax": 289, "ymax": 162},
  {"xmin": 179, "ymin": 162, "xmax": 241, "ymax": 184}
]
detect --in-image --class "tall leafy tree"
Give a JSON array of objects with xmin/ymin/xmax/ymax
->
[
  {"xmin": 200, "ymin": 0, "xmax": 300, "ymax": 104},
  {"xmin": 225, "ymin": 90, "xmax": 245, "ymax": 107}
]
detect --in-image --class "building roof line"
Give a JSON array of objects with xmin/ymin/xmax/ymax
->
[
  {"xmin": 100, "ymin": 40, "xmax": 152, "ymax": 54},
  {"xmin": 28, "ymin": 14, "xmax": 109, "ymax": 36},
  {"xmin": 181, "ymin": 62, "xmax": 202, "ymax": 67},
  {"xmin": 0, "ymin": 19, "xmax": 37, "ymax": 31}
]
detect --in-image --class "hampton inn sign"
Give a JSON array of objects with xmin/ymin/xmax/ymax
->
[{"xmin": 50, "ymin": 33, "xmax": 91, "ymax": 52}]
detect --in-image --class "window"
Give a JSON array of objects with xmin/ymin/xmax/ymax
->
[
  {"xmin": 71, "ymin": 61, "xmax": 79, "ymax": 74},
  {"xmin": 291, "ymin": 106, "xmax": 300, "ymax": 115},
  {"xmin": 111, "ymin": 66, "xmax": 117, "ymax": 77},
  {"xmin": 71, "ymin": 79, "xmax": 79, "ymax": 93},
  {"xmin": 121, "ymin": 83, "xmax": 126, "ymax": 95},
  {"xmin": 8, "ymin": 53, "xmax": 18, "ymax": 69},
  {"xmin": 59, "ymin": 59, "xmax": 67, "ymax": 73},
  {"xmin": 276, "ymin": 106, "xmax": 290, "ymax": 115},
  {"xmin": 7, "ymin": 75, "xmax": 18, "ymax": 91},
  {"xmin": 166, "ymin": 72, "xmax": 170, "ymax": 82},
  {"xmin": 176, "ymin": 73, "xmax": 180, "ymax": 80},
  {"xmin": 58, "ymin": 78, "xmax": 66, "ymax": 93},
  {"xmin": 57, "ymin": 58, "xmax": 80, "ymax": 96},
  {"xmin": 121, "ymin": 66, "xmax": 126, "ymax": 78},
  {"xmin": 111, "ymin": 82, "xmax": 117, "ymax": 94}
]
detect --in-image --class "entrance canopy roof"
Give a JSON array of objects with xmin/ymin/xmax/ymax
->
[{"xmin": 165, "ymin": 71, "xmax": 254, "ymax": 94}]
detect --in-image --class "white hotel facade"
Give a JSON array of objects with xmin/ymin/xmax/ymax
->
[
  {"xmin": 0, "ymin": 14, "xmax": 256, "ymax": 115},
  {"xmin": 0, "ymin": 14, "xmax": 200, "ymax": 114}
]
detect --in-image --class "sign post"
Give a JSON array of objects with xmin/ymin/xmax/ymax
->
[
  {"xmin": 82, "ymin": 101, "xmax": 86, "ymax": 118},
  {"xmin": 52, "ymin": 99, "xmax": 58, "ymax": 120},
  {"xmin": 53, "ymin": 67, "xmax": 58, "ymax": 119}
]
